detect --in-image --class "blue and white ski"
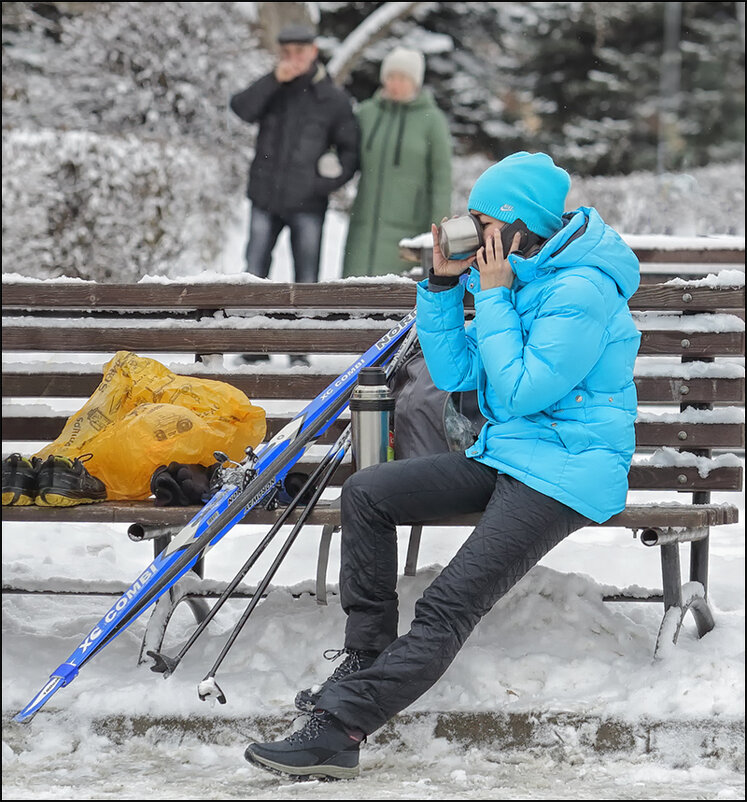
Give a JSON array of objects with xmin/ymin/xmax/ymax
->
[{"xmin": 15, "ymin": 310, "xmax": 416, "ymax": 722}]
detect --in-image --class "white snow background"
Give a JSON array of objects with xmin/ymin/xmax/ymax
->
[{"xmin": 2, "ymin": 207, "xmax": 745, "ymax": 799}]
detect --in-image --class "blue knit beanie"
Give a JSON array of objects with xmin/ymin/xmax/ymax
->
[{"xmin": 467, "ymin": 151, "xmax": 571, "ymax": 238}]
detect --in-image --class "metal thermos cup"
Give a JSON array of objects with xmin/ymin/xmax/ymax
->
[
  {"xmin": 350, "ymin": 367, "xmax": 395, "ymax": 470},
  {"xmin": 438, "ymin": 213, "xmax": 485, "ymax": 260}
]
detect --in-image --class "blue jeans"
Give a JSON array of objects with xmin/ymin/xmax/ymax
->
[{"xmin": 245, "ymin": 206, "xmax": 324, "ymax": 283}]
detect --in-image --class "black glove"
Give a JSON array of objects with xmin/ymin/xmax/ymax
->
[
  {"xmin": 150, "ymin": 462, "xmax": 220, "ymax": 507},
  {"xmin": 279, "ymin": 471, "xmax": 314, "ymax": 506}
]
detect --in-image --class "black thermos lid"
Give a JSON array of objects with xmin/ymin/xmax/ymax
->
[{"xmin": 357, "ymin": 367, "xmax": 386, "ymax": 386}]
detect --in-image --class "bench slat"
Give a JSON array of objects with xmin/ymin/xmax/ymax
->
[
  {"xmin": 2, "ymin": 371, "xmax": 744, "ymax": 405},
  {"xmin": 634, "ymin": 376, "xmax": 745, "ymax": 404},
  {"xmin": 4, "ymin": 416, "xmax": 743, "ymax": 451},
  {"xmin": 1, "ymin": 499, "xmax": 739, "ymax": 528},
  {"xmin": 638, "ymin": 330, "xmax": 744, "ymax": 357},
  {"xmin": 0, "ymin": 461, "xmax": 736, "ymax": 494},
  {"xmin": 257, "ymin": 463, "xmax": 744, "ymax": 491},
  {"xmin": 3, "ymin": 281, "xmax": 745, "ymax": 312},
  {"xmin": 3, "ymin": 326, "xmax": 744, "ymax": 357},
  {"xmin": 1, "ymin": 371, "xmax": 333, "ymax": 399},
  {"xmin": 1, "ymin": 282, "xmax": 417, "ymax": 311}
]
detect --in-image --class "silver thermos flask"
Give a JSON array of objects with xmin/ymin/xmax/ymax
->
[{"xmin": 350, "ymin": 367, "xmax": 395, "ymax": 470}]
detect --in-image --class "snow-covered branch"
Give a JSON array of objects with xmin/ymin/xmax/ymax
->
[{"xmin": 327, "ymin": 2, "xmax": 425, "ymax": 85}]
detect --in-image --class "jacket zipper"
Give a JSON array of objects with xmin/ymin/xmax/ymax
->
[
  {"xmin": 365, "ymin": 107, "xmax": 385, "ymax": 151},
  {"xmin": 393, "ymin": 105, "xmax": 407, "ymax": 166},
  {"xmin": 367, "ymin": 103, "xmax": 398, "ymax": 275}
]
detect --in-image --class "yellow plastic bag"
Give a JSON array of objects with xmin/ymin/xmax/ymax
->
[{"xmin": 35, "ymin": 351, "xmax": 266, "ymax": 500}]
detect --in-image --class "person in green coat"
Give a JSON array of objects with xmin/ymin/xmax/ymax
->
[{"xmin": 342, "ymin": 46, "xmax": 453, "ymax": 278}]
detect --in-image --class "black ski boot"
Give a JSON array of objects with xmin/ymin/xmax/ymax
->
[
  {"xmin": 244, "ymin": 710, "xmax": 365, "ymax": 780},
  {"xmin": 295, "ymin": 648, "xmax": 379, "ymax": 713},
  {"xmin": 2, "ymin": 453, "xmax": 41, "ymax": 506},
  {"xmin": 35, "ymin": 454, "xmax": 107, "ymax": 507}
]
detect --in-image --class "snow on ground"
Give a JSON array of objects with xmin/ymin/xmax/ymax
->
[
  {"xmin": 2, "ymin": 483, "xmax": 744, "ymax": 799},
  {"xmin": 2, "ymin": 211, "xmax": 745, "ymax": 798}
]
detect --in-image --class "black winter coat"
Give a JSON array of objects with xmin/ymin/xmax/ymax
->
[{"xmin": 230, "ymin": 63, "xmax": 360, "ymax": 217}]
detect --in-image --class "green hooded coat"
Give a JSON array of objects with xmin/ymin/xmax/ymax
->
[{"xmin": 342, "ymin": 89, "xmax": 452, "ymax": 278}]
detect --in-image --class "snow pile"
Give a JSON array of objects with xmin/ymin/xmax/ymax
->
[
  {"xmin": 633, "ymin": 311, "xmax": 745, "ymax": 332},
  {"xmin": 633, "ymin": 448, "xmax": 743, "ymax": 478},
  {"xmin": 2, "ymin": 477, "xmax": 744, "ymax": 727},
  {"xmin": 666, "ymin": 269, "xmax": 746, "ymax": 287}
]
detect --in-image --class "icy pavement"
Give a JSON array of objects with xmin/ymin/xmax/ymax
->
[{"xmin": 2, "ymin": 712, "xmax": 744, "ymax": 800}]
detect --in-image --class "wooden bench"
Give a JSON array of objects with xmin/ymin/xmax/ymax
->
[{"xmin": 2, "ymin": 248, "xmax": 745, "ymax": 658}]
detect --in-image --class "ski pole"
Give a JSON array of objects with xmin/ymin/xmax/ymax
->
[
  {"xmin": 15, "ymin": 309, "xmax": 417, "ymax": 723},
  {"xmin": 147, "ymin": 427, "xmax": 354, "ymax": 677},
  {"xmin": 383, "ymin": 323, "xmax": 418, "ymax": 378},
  {"xmin": 197, "ymin": 429, "xmax": 352, "ymax": 704},
  {"xmin": 196, "ymin": 326, "xmax": 419, "ymax": 704},
  {"xmin": 150, "ymin": 324, "xmax": 419, "ymax": 677}
]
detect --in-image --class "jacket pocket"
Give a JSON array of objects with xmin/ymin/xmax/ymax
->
[{"xmin": 552, "ymin": 419, "xmax": 592, "ymax": 454}]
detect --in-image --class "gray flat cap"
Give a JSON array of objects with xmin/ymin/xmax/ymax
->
[{"xmin": 277, "ymin": 24, "xmax": 317, "ymax": 45}]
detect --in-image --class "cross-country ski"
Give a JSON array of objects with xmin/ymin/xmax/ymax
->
[{"xmin": 14, "ymin": 311, "xmax": 416, "ymax": 722}]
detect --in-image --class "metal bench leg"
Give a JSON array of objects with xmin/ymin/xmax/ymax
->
[
  {"xmin": 137, "ymin": 531, "xmax": 210, "ymax": 665},
  {"xmin": 660, "ymin": 542, "xmax": 683, "ymax": 611},
  {"xmin": 404, "ymin": 525, "xmax": 423, "ymax": 577},
  {"xmin": 137, "ymin": 574, "xmax": 210, "ymax": 665},
  {"xmin": 653, "ymin": 539, "xmax": 715, "ymax": 659},
  {"xmin": 688, "ymin": 533, "xmax": 715, "ymax": 638},
  {"xmin": 689, "ymin": 535, "xmax": 710, "ymax": 596},
  {"xmin": 183, "ymin": 554, "xmax": 210, "ymax": 625},
  {"xmin": 316, "ymin": 525, "xmax": 338, "ymax": 606}
]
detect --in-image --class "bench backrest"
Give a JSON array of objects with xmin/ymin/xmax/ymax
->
[{"xmin": 3, "ymin": 266, "xmax": 745, "ymax": 503}]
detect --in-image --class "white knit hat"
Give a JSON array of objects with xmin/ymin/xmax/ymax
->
[{"xmin": 380, "ymin": 46, "xmax": 425, "ymax": 90}]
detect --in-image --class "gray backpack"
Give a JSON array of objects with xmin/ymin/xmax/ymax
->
[{"xmin": 389, "ymin": 348, "xmax": 486, "ymax": 460}]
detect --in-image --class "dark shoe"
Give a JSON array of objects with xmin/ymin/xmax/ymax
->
[
  {"xmin": 295, "ymin": 648, "xmax": 378, "ymax": 713},
  {"xmin": 239, "ymin": 353, "xmax": 271, "ymax": 364},
  {"xmin": 35, "ymin": 454, "xmax": 107, "ymax": 507},
  {"xmin": 244, "ymin": 710, "xmax": 365, "ymax": 780},
  {"xmin": 2, "ymin": 453, "xmax": 41, "ymax": 506},
  {"xmin": 289, "ymin": 355, "xmax": 310, "ymax": 368}
]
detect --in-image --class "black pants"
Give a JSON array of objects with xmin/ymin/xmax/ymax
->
[{"xmin": 316, "ymin": 452, "xmax": 590, "ymax": 734}]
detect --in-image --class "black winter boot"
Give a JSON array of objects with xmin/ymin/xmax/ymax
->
[
  {"xmin": 295, "ymin": 648, "xmax": 378, "ymax": 713},
  {"xmin": 244, "ymin": 710, "xmax": 365, "ymax": 780}
]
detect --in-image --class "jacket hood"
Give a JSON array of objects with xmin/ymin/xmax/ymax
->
[{"xmin": 510, "ymin": 206, "xmax": 640, "ymax": 299}]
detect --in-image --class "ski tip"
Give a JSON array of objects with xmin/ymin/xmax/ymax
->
[
  {"xmin": 146, "ymin": 650, "xmax": 179, "ymax": 677},
  {"xmin": 14, "ymin": 662, "xmax": 80, "ymax": 722},
  {"xmin": 14, "ymin": 674, "xmax": 65, "ymax": 722},
  {"xmin": 197, "ymin": 676, "xmax": 226, "ymax": 704}
]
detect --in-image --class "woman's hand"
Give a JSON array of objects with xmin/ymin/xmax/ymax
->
[
  {"xmin": 476, "ymin": 231, "xmax": 520, "ymax": 290},
  {"xmin": 431, "ymin": 223, "xmax": 476, "ymax": 277}
]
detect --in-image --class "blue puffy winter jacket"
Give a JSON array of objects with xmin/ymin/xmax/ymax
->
[{"xmin": 416, "ymin": 207, "xmax": 641, "ymax": 522}]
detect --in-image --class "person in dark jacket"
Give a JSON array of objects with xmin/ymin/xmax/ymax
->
[
  {"xmin": 230, "ymin": 24, "xmax": 360, "ymax": 285},
  {"xmin": 342, "ymin": 46, "xmax": 452, "ymax": 278},
  {"xmin": 243, "ymin": 152, "xmax": 641, "ymax": 780}
]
